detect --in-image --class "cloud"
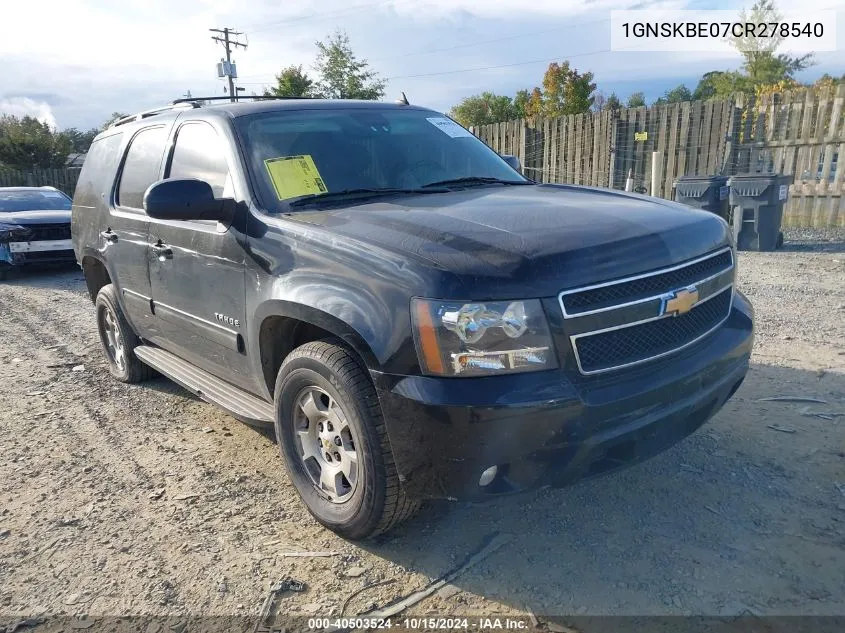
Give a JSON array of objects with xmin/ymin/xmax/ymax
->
[
  {"xmin": 4, "ymin": 0, "xmax": 843, "ymax": 129},
  {"xmin": 0, "ymin": 97, "xmax": 58, "ymax": 129}
]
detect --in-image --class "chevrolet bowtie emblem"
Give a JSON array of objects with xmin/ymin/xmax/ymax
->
[{"xmin": 662, "ymin": 286, "xmax": 699, "ymax": 316}]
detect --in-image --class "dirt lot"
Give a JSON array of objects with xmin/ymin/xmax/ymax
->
[{"xmin": 1, "ymin": 230, "xmax": 844, "ymax": 629}]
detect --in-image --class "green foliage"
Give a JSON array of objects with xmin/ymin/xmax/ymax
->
[
  {"xmin": 536, "ymin": 61, "xmax": 596, "ymax": 116},
  {"xmin": 512, "ymin": 89, "xmax": 531, "ymax": 119},
  {"xmin": 693, "ymin": 70, "xmax": 753, "ymax": 99},
  {"xmin": 654, "ymin": 84, "xmax": 693, "ymax": 105},
  {"xmin": 449, "ymin": 92, "xmax": 519, "ymax": 127},
  {"xmin": 0, "ymin": 115, "xmax": 71, "ymax": 169},
  {"xmin": 62, "ymin": 127, "xmax": 99, "ymax": 153},
  {"xmin": 264, "ymin": 65, "xmax": 315, "ymax": 98},
  {"xmin": 604, "ymin": 92, "xmax": 622, "ymax": 112},
  {"xmin": 814, "ymin": 73, "xmax": 845, "ymax": 90},
  {"xmin": 722, "ymin": 0, "xmax": 815, "ymax": 93},
  {"xmin": 102, "ymin": 112, "xmax": 129, "ymax": 130},
  {"xmin": 313, "ymin": 30, "xmax": 385, "ymax": 100},
  {"xmin": 626, "ymin": 92, "xmax": 646, "ymax": 108}
]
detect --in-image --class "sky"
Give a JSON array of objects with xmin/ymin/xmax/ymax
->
[{"xmin": 1, "ymin": 0, "xmax": 843, "ymax": 131}]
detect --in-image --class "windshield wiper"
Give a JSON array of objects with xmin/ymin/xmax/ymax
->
[
  {"xmin": 421, "ymin": 176, "xmax": 531, "ymax": 189},
  {"xmin": 287, "ymin": 187, "xmax": 447, "ymax": 208}
]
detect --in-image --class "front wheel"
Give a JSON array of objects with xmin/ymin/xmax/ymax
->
[{"xmin": 274, "ymin": 340, "xmax": 418, "ymax": 539}]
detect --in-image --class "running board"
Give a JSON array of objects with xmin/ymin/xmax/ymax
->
[{"xmin": 134, "ymin": 345, "xmax": 275, "ymax": 427}]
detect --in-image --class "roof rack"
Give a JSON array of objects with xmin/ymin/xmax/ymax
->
[
  {"xmin": 171, "ymin": 95, "xmax": 315, "ymax": 105},
  {"xmin": 110, "ymin": 95, "xmax": 318, "ymax": 129},
  {"xmin": 110, "ymin": 102, "xmax": 199, "ymax": 128}
]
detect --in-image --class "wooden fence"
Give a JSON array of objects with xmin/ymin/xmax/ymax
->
[
  {"xmin": 0, "ymin": 168, "xmax": 81, "ymax": 197},
  {"xmin": 472, "ymin": 83, "xmax": 845, "ymax": 228}
]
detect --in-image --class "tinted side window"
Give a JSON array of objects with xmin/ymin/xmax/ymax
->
[
  {"xmin": 73, "ymin": 132, "xmax": 123, "ymax": 209},
  {"xmin": 117, "ymin": 126, "xmax": 167, "ymax": 210},
  {"xmin": 167, "ymin": 122, "xmax": 230, "ymax": 197}
]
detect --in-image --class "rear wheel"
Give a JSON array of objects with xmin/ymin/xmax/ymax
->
[
  {"xmin": 274, "ymin": 340, "xmax": 419, "ymax": 539},
  {"xmin": 95, "ymin": 284, "xmax": 155, "ymax": 383}
]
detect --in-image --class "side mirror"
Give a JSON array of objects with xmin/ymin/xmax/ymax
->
[
  {"xmin": 143, "ymin": 179, "xmax": 232, "ymax": 222},
  {"xmin": 501, "ymin": 154, "xmax": 521, "ymax": 172}
]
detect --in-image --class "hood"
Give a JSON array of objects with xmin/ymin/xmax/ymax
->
[
  {"xmin": 287, "ymin": 184, "xmax": 731, "ymax": 298},
  {"xmin": 0, "ymin": 209, "xmax": 72, "ymax": 225}
]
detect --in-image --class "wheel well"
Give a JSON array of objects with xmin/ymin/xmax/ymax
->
[
  {"xmin": 81, "ymin": 257, "xmax": 111, "ymax": 302},
  {"xmin": 260, "ymin": 316, "xmax": 343, "ymax": 396}
]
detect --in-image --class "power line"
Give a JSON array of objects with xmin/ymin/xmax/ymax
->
[
  {"xmin": 210, "ymin": 27, "xmax": 248, "ymax": 102},
  {"xmin": 368, "ymin": 17, "xmax": 611, "ymax": 62},
  {"xmin": 384, "ymin": 44, "xmax": 651, "ymax": 81}
]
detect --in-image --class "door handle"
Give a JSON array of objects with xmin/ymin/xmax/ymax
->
[
  {"xmin": 151, "ymin": 242, "xmax": 173, "ymax": 261},
  {"xmin": 100, "ymin": 229, "xmax": 118, "ymax": 244}
]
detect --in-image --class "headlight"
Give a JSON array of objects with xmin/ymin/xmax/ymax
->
[
  {"xmin": 411, "ymin": 298, "xmax": 557, "ymax": 376},
  {"xmin": 0, "ymin": 223, "xmax": 31, "ymax": 241}
]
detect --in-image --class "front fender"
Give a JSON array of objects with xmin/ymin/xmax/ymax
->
[{"xmin": 252, "ymin": 296, "xmax": 384, "ymax": 373}]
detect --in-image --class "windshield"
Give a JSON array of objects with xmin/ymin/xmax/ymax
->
[
  {"xmin": 235, "ymin": 107, "xmax": 527, "ymax": 211},
  {"xmin": 0, "ymin": 189, "xmax": 72, "ymax": 212}
]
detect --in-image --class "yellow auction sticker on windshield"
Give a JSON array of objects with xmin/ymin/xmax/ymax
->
[{"xmin": 264, "ymin": 155, "xmax": 327, "ymax": 200}]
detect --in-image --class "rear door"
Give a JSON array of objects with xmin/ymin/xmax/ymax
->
[
  {"xmin": 146, "ymin": 119, "xmax": 253, "ymax": 390},
  {"xmin": 106, "ymin": 124, "xmax": 171, "ymax": 336}
]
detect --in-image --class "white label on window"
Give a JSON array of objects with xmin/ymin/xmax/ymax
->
[
  {"xmin": 779, "ymin": 184, "xmax": 788, "ymax": 201},
  {"xmin": 426, "ymin": 117, "xmax": 473, "ymax": 138}
]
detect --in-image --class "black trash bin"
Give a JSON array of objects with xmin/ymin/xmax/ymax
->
[
  {"xmin": 674, "ymin": 175, "xmax": 730, "ymax": 222},
  {"xmin": 728, "ymin": 174, "xmax": 793, "ymax": 252}
]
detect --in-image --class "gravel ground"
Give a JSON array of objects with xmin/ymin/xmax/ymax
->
[{"xmin": 1, "ymin": 229, "xmax": 844, "ymax": 631}]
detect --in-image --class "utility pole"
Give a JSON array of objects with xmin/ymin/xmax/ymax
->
[{"xmin": 210, "ymin": 27, "xmax": 247, "ymax": 102}]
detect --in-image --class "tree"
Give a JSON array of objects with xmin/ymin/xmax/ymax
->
[
  {"xmin": 313, "ymin": 30, "xmax": 385, "ymax": 100},
  {"xmin": 727, "ymin": 1, "xmax": 814, "ymax": 87},
  {"xmin": 693, "ymin": 70, "xmax": 753, "ymax": 99},
  {"xmin": 264, "ymin": 65, "xmax": 315, "ymax": 98},
  {"xmin": 62, "ymin": 127, "xmax": 99, "ymax": 153},
  {"xmin": 0, "ymin": 115, "xmax": 71, "ymax": 169},
  {"xmin": 533, "ymin": 61, "xmax": 596, "ymax": 116},
  {"xmin": 512, "ymin": 89, "xmax": 531, "ymax": 119},
  {"xmin": 604, "ymin": 92, "xmax": 622, "ymax": 112},
  {"xmin": 662, "ymin": 84, "xmax": 693, "ymax": 104},
  {"xmin": 102, "ymin": 112, "xmax": 128, "ymax": 130},
  {"xmin": 449, "ymin": 92, "xmax": 516, "ymax": 127},
  {"xmin": 814, "ymin": 73, "xmax": 845, "ymax": 90},
  {"xmin": 525, "ymin": 87, "xmax": 544, "ymax": 118},
  {"xmin": 626, "ymin": 92, "xmax": 646, "ymax": 108},
  {"xmin": 592, "ymin": 91, "xmax": 622, "ymax": 113}
]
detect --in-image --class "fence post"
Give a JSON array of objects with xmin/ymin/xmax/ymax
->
[{"xmin": 651, "ymin": 151, "xmax": 664, "ymax": 197}]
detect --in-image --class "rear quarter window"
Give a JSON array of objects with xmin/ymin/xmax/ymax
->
[
  {"xmin": 73, "ymin": 132, "xmax": 123, "ymax": 209},
  {"xmin": 117, "ymin": 126, "xmax": 168, "ymax": 210}
]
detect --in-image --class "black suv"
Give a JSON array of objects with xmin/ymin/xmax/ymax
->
[{"xmin": 72, "ymin": 98, "xmax": 753, "ymax": 539}]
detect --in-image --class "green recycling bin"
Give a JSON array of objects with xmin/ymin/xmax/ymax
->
[
  {"xmin": 728, "ymin": 174, "xmax": 793, "ymax": 252},
  {"xmin": 674, "ymin": 175, "xmax": 730, "ymax": 222}
]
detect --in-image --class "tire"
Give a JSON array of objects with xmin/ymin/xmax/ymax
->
[
  {"xmin": 274, "ymin": 339, "xmax": 419, "ymax": 539},
  {"xmin": 95, "ymin": 284, "xmax": 155, "ymax": 383}
]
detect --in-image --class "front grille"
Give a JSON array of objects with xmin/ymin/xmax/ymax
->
[
  {"xmin": 573, "ymin": 288, "xmax": 732, "ymax": 374},
  {"xmin": 562, "ymin": 249, "xmax": 733, "ymax": 315},
  {"xmin": 16, "ymin": 251, "xmax": 75, "ymax": 261},
  {"xmin": 28, "ymin": 223, "xmax": 71, "ymax": 241}
]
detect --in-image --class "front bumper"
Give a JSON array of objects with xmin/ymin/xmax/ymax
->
[
  {"xmin": 1, "ymin": 241, "xmax": 76, "ymax": 267},
  {"xmin": 374, "ymin": 293, "xmax": 753, "ymax": 500}
]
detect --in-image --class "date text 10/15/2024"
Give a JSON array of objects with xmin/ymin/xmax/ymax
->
[{"xmin": 296, "ymin": 617, "xmax": 531, "ymax": 630}]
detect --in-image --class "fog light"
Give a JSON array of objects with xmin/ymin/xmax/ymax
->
[{"xmin": 479, "ymin": 465, "xmax": 498, "ymax": 487}]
